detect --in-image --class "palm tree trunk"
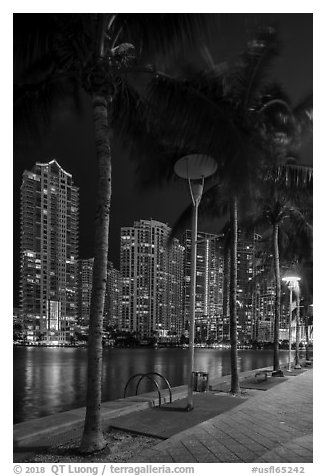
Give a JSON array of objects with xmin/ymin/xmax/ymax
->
[
  {"xmin": 273, "ymin": 223, "xmax": 282, "ymax": 374},
  {"xmin": 229, "ymin": 196, "xmax": 240, "ymax": 394},
  {"xmin": 80, "ymin": 93, "xmax": 112, "ymax": 453},
  {"xmin": 294, "ymin": 292, "xmax": 301, "ymax": 368},
  {"xmin": 304, "ymin": 316, "xmax": 310, "ymax": 361}
]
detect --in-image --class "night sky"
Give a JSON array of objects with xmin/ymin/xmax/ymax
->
[{"xmin": 13, "ymin": 13, "xmax": 313, "ymax": 307}]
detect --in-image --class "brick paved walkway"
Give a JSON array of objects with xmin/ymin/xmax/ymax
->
[{"xmin": 130, "ymin": 369, "xmax": 313, "ymax": 463}]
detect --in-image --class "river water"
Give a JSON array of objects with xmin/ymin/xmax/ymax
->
[{"xmin": 14, "ymin": 346, "xmax": 293, "ymax": 424}]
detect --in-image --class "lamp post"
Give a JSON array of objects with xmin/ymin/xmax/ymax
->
[
  {"xmin": 174, "ymin": 154, "xmax": 217, "ymax": 411},
  {"xmin": 282, "ymin": 276, "xmax": 301, "ymax": 372}
]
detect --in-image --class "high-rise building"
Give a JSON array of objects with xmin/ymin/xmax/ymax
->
[
  {"xmin": 252, "ymin": 279, "xmax": 275, "ymax": 342},
  {"xmin": 104, "ymin": 261, "xmax": 122, "ymax": 329},
  {"xmin": 77, "ymin": 258, "xmax": 121, "ymax": 330},
  {"xmin": 77, "ymin": 258, "xmax": 94, "ymax": 326},
  {"xmin": 181, "ymin": 230, "xmax": 224, "ymax": 341},
  {"xmin": 236, "ymin": 230, "xmax": 261, "ymax": 343},
  {"xmin": 20, "ymin": 159, "xmax": 79, "ymax": 343},
  {"xmin": 120, "ymin": 219, "xmax": 184, "ymax": 340},
  {"xmin": 166, "ymin": 237, "xmax": 185, "ymax": 338}
]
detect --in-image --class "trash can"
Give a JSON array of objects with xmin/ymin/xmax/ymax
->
[{"xmin": 192, "ymin": 371, "xmax": 209, "ymax": 392}]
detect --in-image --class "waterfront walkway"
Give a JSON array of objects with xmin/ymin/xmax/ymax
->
[
  {"xmin": 131, "ymin": 368, "xmax": 313, "ymax": 463},
  {"xmin": 13, "ymin": 365, "xmax": 313, "ymax": 463}
]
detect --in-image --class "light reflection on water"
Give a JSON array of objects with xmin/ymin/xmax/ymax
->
[{"xmin": 14, "ymin": 347, "xmax": 293, "ymax": 424}]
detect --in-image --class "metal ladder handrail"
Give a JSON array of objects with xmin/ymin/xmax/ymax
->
[
  {"xmin": 123, "ymin": 373, "xmax": 145, "ymax": 398},
  {"xmin": 135, "ymin": 372, "xmax": 172, "ymax": 404},
  {"xmin": 123, "ymin": 372, "xmax": 172, "ymax": 406},
  {"xmin": 124, "ymin": 373, "xmax": 162, "ymax": 406}
]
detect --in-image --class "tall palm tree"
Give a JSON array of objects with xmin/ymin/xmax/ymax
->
[
  {"xmin": 251, "ymin": 69, "xmax": 312, "ymax": 373},
  {"xmin": 248, "ymin": 172, "xmax": 312, "ymax": 373},
  {"xmin": 281, "ymin": 215, "xmax": 313, "ymax": 364},
  {"xmin": 14, "ymin": 13, "xmax": 209, "ymax": 453},
  {"xmin": 304, "ymin": 308, "xmax": 313, "ymax": 361},
  {"xmin": 139, "ymin": 27, "xmax": 294, "ymax": 394}
]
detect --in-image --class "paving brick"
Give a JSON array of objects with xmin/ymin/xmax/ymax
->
[
  {"xmin": 258, "ymin": 443, "xmax": 312, "ymax": 463},
  {"xmin": 202, "ymin": 426, "xmax": 258, "ymax": 462},
  {"xmin": 198, "ymin": 428, "xmax": 242, "ymax": 462},
  {"xmin": 215, "ymin": 421, "xmax": 267, "ymax": 456},
  {"xmin": 293, "ymin": 436, "xmax": 313, "ymax": 451},
  {"xmin": 234, "ymin": 411, "xmax": 299, "ymax": 441},
  {"xmin": 180, "ymin": 438, "xmax": 219, "ymax": 463},
  {"xmin": 164, "ymin": 442, "xmax": 198, "ymax": 463},
  {"xmin": 211, "ymin": 417, "xmax": 283, "ymax": 448}
]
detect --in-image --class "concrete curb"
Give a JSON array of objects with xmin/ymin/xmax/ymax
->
[{"xmin": 13, "ymin": 385, "xmax": 188, "ymax": 448}]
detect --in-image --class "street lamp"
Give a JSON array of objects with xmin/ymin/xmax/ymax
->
[
  {"xmin": 174, "ymin": 154, "xmax": 217, "ymax": 411},
  {"xmin": 282, "ymin": 275, "xmax": 301, "ymax": 371}
]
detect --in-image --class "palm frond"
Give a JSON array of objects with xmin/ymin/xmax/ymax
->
[
  {"xmin": 14, "ymin": 14, "xmax": 57, "ymax": 75},
  {"xmin": 227, "ymin": 26, "xmax": 280, "ymax": 110},
  {"xmin": 275, "ymin": 163, "xmax": 313, "ymax": 190},
  {"xmin": 14, "ymin": 76, "xmax": 82, "ymax": 138},
  {"xmin": 111, "ymin": 77, "xmax": 149, "ymax": 134},
  {"xmin": 292, "ymin": 93, "xmax": 313, "ymax": 147},
  {"xmin": 111, "ymin": 78, "xmax": 182, "ymax": 188},
  {"xmin": 147, "ymin": 73, "xmax": 249, "ymax": 164},
  {"xmin": 238, "ymin": 211, "xmax": 267, "ymax": 235},
  {"xmin": 256, "ymin": 82, "xmax": 295, "ymax": 144},
  {"xmin": 280, "ymin": 226, "xmax": 313, "ymax": 265},
  {"xmin": 119, "ymin": 14, "xmax": 211, "ymax": 65}
]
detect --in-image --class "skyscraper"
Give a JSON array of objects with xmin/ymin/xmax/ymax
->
[
  {"xmin": 236, "ymin": 230, "xmax": 261, "ymax": 343},
  {"xmin": 77, "ymin": 258, "xmax": 94, "ymax": 327},
  {"xmin": 104, "ymin": 261, "xmax": 122, "ymax": 329},
  {"xmin": 77, "ymin": 258, "xmax": 121, "ymax": 330},
  {"xmin": 20, "ymin": 159, "xmax": 79, "ymax": 343},
  {"xmin": 253, "ymin": 282, "xmax": 275, "ymax": 343},
  {"xmin": 166, "ymin": 237, "xmax": 185, "ymax": 338},
  {"xmin": 181, "ymin": 230, "xmax": 224, "ymax": 341},
  {"xmin": 120, "ymin": 219, "xmax": 184, "ymax": 340}
]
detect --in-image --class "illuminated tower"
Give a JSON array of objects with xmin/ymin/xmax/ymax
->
[
  {"xmin": 120, "ymin": 219, "xmax": 184, "ymax": 339},
  {"xmin": 236, "ymin": 230, "xmax": 261, "ymax": 343},
  {"xmin": 182, "ymin": 230, "xmax": 224, "ymax": 340},
  {"xmin": 20, "ymin": 159, "xmax": 79, "ymax": 342},
  {"xmin": 104, "ymin": 261, "xmax": 122, "ymax": 329},
  {"xmin": 77, "ymin": 258, "xmax": 94, "ymax": 326}
]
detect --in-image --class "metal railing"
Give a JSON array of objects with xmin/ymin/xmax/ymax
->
[{"xmin": 123, "ymin": 372, "xmax": 172, "ymax": 407}]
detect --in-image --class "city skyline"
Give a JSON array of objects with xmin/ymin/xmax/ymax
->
[
  {"xmin": 13, "ymin": 13, "xmax": 313, "ymax": 306},
  {"xmin": 17, "ymin": 158, "xmax": 306, "ymax": 345},
  {"xmin": 17, "ymin": 159, "xmax": 227, "ymax": 343}
]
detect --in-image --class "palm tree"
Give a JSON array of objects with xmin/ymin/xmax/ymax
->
[
  {"xmin": 250, "ymin": 70, "xmax": 312, "ymax": 373},
  {"xmin": 14, "ymin": 13, "xmax": 209, "ymax": 453},
  {"xmin": 140, "ymin": 27, "xmax": 296, "ymax": 394},
  {"xmin": 249, "ymin": 172, "xmax": 312, "ymax": 374},
  {"xmin": 304, "ymin": 309, "xmax": 313, "ymax": 361},
  {"xmin": 281, "ymin": 214, "xmax": 313, "ymax": 365}
]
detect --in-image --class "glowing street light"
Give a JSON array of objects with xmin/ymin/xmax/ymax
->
[
  {"xmin": 174, "ymin": 154, "xmax": 217, "ymax": 411},
  {"xmin": 282, "ymin": 275, "xmax": 301, "ymax": 371}
]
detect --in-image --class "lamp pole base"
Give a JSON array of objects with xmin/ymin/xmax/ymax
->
[{"xmin": 272, "ymin": 369, "xmax": 284, "ymax": 377}]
